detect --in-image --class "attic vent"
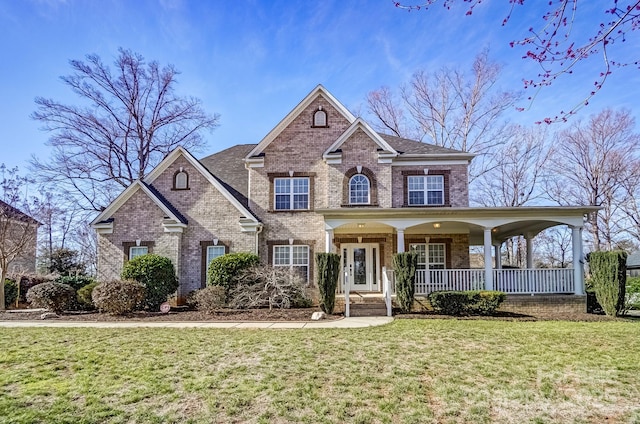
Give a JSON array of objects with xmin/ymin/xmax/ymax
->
[{"xmin": 313, "ymin": 108, "xmax": 327, "ymax": 127}]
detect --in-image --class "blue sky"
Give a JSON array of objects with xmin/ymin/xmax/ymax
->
[{"xmin": 1, "ymin": 0, "xmax": 639, "ymax": 172}]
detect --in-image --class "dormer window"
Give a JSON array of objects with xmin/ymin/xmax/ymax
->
[
  {"xmin": 312, "ymin": 107, "xmax": 327, "ymax": 127},
  {"xmin": 173, "ymin": 168, "xmax": 189, "ymax": 190}
]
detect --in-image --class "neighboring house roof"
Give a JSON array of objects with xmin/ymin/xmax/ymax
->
[
  {"xmin": 199, "ymin": 144, "xmax": 256, "ymax": 207},
  {"xmin": 0, "ymin": 199, "xmax": 40, "ymax": 225},
  {"xmin": 627, "ymin": 251, "xmax": 640, "ymax": 269}
]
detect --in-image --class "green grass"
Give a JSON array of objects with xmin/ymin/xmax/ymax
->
[{"xmin": 1, "ymin": 320, "xmax": 639, "ymax": 423}]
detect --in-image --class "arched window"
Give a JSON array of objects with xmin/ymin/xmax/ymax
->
[
  {"xmin": 349, "ymin": 174, "xmax": 370, "ymax": 204},
  {"xmin": 313, "ymin": 109, "xmax": 327, "ymax": 127},
  {"xmin": 174, "ymin": 170, "xmax": 189, "ymax": 190}
]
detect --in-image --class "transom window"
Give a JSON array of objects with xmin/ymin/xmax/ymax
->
[
  {"xmin": 129, "ymin": 246, "xmax": 148, "ymax": 260},
  {"xmin": 274, "ymin": 177, "xmax": 309, "ymax": 210},
  {"xmin": 206, "ymin": 246, "xmax": 225, "ymax": 265},
  {"xmin": 273, "ymin": 245, "xmax": 310, "ymax": 282},
  {"xmin": 408, "ymin": 175, "xmax": 444, "ymax": 206},
  {"xmin": 410, "ymin": 243, "xmax": 446, "ymax": 270},
  {"xmin": 349, "ymin": 174, "xmax": 370, "ymax": 204}
]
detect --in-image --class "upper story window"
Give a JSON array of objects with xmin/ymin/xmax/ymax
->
[
  {"xmin": 349, "ymin": 174, "xmax": 370, "ymax": 205},
  {"xmin": 312, "ymin": 108, "xmax": 327, "ymax": 127},
  {"xmin": 408, "ymin": 175, "xmax": 444, "ymax": 206},
  {"xmin": 274, "ymin": 177, "xmax": 309, "ymax": 210},
  {"xmin": 173, "ymin": 169, "xmax": 189, "ymax": 190}
]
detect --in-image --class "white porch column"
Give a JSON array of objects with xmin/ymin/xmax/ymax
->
[
  {"xmin": 325, "ymin": 229, "xmax": 334, "ymax": 253},
  {"xmin": 525, "ymin": 233, "xmax": 534, "ymax": 269},
  {"xmin": 572, "ymin": 226, "xmax": 585, "ymax": 295},
  {"xmin": 484, "ymin": 228, "xmax": 494, "ymax": 290},
  {"xmin": 396, "ymin": 228, "xmax": 405, "ymax": 253},
  {"xmin": 494, "ymin": 244, "xmax": 502, "ymax": 269}
]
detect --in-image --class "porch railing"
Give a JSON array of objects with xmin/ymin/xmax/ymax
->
[{"xmin": 414, "ymin": 269, "xmax": 485, "ymax": 294}]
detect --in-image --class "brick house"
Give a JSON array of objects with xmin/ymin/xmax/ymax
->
[
  {"xmin": 0, "ymin": 199, "xmax": 39, "ymax": 275},
  {"xmin": 92, "ymin": 85, "xmax": 596, "ymax": 305}
]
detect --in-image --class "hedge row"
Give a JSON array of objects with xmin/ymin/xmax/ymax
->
[{"xmin": 428, "ymin": 290, "xmax": 506, "ymax": 316}]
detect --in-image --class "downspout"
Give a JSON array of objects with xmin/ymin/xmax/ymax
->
[{"xmin": 255, "ymin": 224, "xmax": 263, "ymax": 256}]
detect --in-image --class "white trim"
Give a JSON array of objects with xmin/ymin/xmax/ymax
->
[
  {"xmin": 246, "ymin": 85, "xmax": 357, "ymax": 159},
  {"xmin": 322, "ymin": 119, "xmax": 398, "ymax": 162},
  {"xmin": 391, "ymin": 159, "xmax": 471, "ymax": 166}
]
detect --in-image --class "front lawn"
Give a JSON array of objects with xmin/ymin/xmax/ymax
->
[{"xmin": 0, "ymin": 320, "xmax": 638, "ymax": 423}]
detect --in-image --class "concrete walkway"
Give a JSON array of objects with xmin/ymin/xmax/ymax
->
[{"xmin": 0, "ymin": 316, "xmax": 394, "ymax": 329}]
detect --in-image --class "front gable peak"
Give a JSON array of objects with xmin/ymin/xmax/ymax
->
[
  {"xmin": 323, "ymin": 118, "xmax": 398, "ymax": 164},
  {"xmin": 245, "ymin": 85, "xmax": 357, "ymax": 163}
]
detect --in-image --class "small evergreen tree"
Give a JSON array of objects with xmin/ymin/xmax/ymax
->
[
  {"xmin": 393, "ymin": 252, "xmax": 418, "ymax": 313},
  {"xmin": 316, "ymin": 253, "xmax": 340, "ymax": 314},
  {"xmin": 207, "ymin": 252, "xmax": 260, "ymax": 297},
  {"xmin": 588, "ymin": 251, "xmax": 627, "ymax": 317}
]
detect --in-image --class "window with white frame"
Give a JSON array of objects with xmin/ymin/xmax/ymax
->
[
  {"xmin": 313, "ymin": 109, "xmax": 327, "ymax": 127},
  {"xmin": 274, "ymin": 177, "xmax": 309, "ymax": 210},
  {"xmin": 349, "ymin": 174, "xmax": 370, "ymax": 205},
  {"xmin": 273, "ymin": 245, "xmax": 309, "ymax": 282},
  {"xmin": 407, "ymin": 175, "xmax": 444, "ymax": 206},
  {"xmin": 409, "ymin": 243, "xmax": 446, "ymax": 269},
  {"xmin": 206, "ymin": 245, "xmax": 225, "ymax": 265},
  {"xmin": 174, "ymin": 170, "xmax": 189, "ymax": 189},
  {"xmin": 129, "ymin": 246, "xmax": 148, "ymax": 260}
]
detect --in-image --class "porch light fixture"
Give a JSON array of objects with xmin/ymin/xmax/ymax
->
[
  {"xmin": 357, "ymin": 223, "xmax": 365, "ymax": 228},
  {"xmin": 433, "ymin": 223, "xmax": 441, "ymax": 229}
]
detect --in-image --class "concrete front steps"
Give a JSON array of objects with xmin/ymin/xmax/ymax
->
[{"xmin": 335, "ymin": 293, "xmax": 389, "ymax": 317}]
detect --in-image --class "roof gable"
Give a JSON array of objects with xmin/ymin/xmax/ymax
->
[
  {"xmin": 245, "ymin": 85, "xmax": 357, "ymax": 159},
  {"xmin": 143, "ymin": 147, "xmax": 259, "ymax": 223},
  {"xmin": 323, "ymin": 118, "xmax": 398, "ymax": 157}
]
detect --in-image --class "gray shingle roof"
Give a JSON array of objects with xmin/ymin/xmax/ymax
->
[
  {"xmin": 379, "ymin": 134, "xmax": 468, "ymax": 155},
  {"xmin": 199, "ymin": 144, "xmax": 256, "ymax": 209}
]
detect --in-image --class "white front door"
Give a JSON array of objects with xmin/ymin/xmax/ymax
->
[{"xmin": 342, "ymin": 243, "xmax": 380, "ymax": 292}]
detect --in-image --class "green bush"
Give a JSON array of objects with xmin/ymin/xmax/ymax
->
[
  {"xmin": 26, "ymin": 282, "xmax": 75, "ymax": 314},
  {"xmin": 55, "ymin": 275, "xmax": 95, "ymax": 292},
  {"xmin": 17, "ymin": 274, "xmax": 55, "ymax": 302},
  {"xmin": 77, "ymin": 282, "xmax": 99, "ymax": 309},
  {"xmin": 393, "ymin": 252, "xmax": 418, "ymax": 313},
  {"xmin": 92, "ymin": 280, "xmax": 146, "ymax": 315},
  {"xmin": 428, "ymin": 290, "xmax": 506, "ymax": 316},
  {"xmin": 625, "ymin": 277, "xmax": 640, "ymax": 311},
  {"xmin": 4, "ymin": 279, "xmax": 18, "ymax": 309},
  {"xmin": 588, "ymin": 251, "xmax": 627, "ymax": 317},
  {"xmin": 191, "ymin": 286, "xmax": 227, "ymax": 313},
  {"xmin": 207, "ymin": 252, "xmax": 260, "ymax": 296},
  {"xmin": 316, "ymin": 253, "xmax": 340, "ymax": 314},
  {"xmin": 121, "ymin": 254, "xmax": 179, "ymax": 311}
]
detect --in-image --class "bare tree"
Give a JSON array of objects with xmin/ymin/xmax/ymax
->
[
  {"xmin": 366, "ymin": 51, "xmax": 518, "ymax": 181},
  {"xmin": 394, "ymin": 1, "xmax": 640, "ymax": 121},
  {"xmin": 534, "ymin": 227, "xmax": 573, "ymax": 268},
  {"xmin": 474, "ymin": 125, "xmax": 553, "ymax": 207},
  {"xmin": 546, "ymin": 108, "xmax": 640, "ymax": 251},
  {"xmin": 0, "ymin": 166, "xmax": 41, "ymax": 310},
  {"xmin": 31, "ymin": 48, "xmax": 220, "ymax": 211}
]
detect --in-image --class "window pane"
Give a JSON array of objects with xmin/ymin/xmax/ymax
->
[
  {"xmin": 408, "ymin": 191, "xmax": 424, "ymax": 205},
  {"xmin": 292, "ymin": 194, "xmax": 308, "ymax": 209},
  {"xmin": 408, "ymin": 176, "xmax": 424, "ymax": 190},
  {"xmin": 428, "ymin": 244, "xmax": 446, "ymax": 269},
  {"xmin": 292, "ymin": 246, "xmax": 309, "ymax": 265},
  {"xmin": 175, "ymin": 172, "xmax": 188, "ymax": 189},
  {"xmin": 293, "ymin": 178, "xmax": 308, "ymax": 194},
  {"xmin": 275, "ymin": 194, "xmax": 291, "ymax": 210},
  {"xmin": 426, "ymin": 175, "xmax": 443, "ymax": 190},
  {"xmin": 410, "ymin": 244, "xmax": 426, "ymax": 266},
  {"xmin": 275, "ymin": 179, "xmax": 290, "ymax": 194},
  {"xmin": 427, "ymin": 191, "xmax": 443, "ymax": 205},
  {"xmin": 274, "ymin": 246, "xmax": 290, "ymax": 265},
  {"xmin": 207, "ymin": 246, "xmax": 225, "ymax": 264},
  {"xmin": 129, "ymin": 246, "xmax": 148, "ymax": 260}
]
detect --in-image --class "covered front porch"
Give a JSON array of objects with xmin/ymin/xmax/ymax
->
[{"xmin": 319, "ymin": 206, "xmax": 599, "ymax": 298}]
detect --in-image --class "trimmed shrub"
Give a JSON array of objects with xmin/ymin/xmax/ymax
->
[
  {"xmin": 4, "ymin": 279, "xmax": 18, "ymax": 309},
  {"xmin": 17, "ymin": 274, "xmax": 55, "ymax": 302},
  {"xmin": 428, "ymin": 290, "xmax": 506, "ymax": 316},
  {"xmin": 55, "ymin": 275, "xmax": 95, "ymax": 292},
  {"xmin": 26, "ymin": 282, "xmax": 75, "ymax": 314},
  {"xmin": 121, "ymin": 254, "xmax": 179, "ymax": 311},
  {"xmin": 316, "ymin": 253, "xmax": 340, "ymax": 314},
  {"xmin": 207, "ymin": 252, "xmax": 260, "ymax": 296},
  {"xmin": 92, "ymin": 280, "xmax": 146, "ymax": 315},
  {"xmin": 229, "ymin": 265, "xmax": 311, "ymax": 309},
  {"xmin": 393, "ymin": 252, "xmax": 418, "ymax": 313},
  {"xmin": 588, "ymin": 251, "xmax": 627, "ymax": 317},
  {"xmin": 77, "ymin": 281, "xmax": 99, "ymax": 309},
  {"xmin": 191, "ymin": 286, "xmax": 227, "ymax": 313}
]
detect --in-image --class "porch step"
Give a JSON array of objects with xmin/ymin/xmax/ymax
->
[{"xmin": 349, "ymin": 302, "xmax": 388, "ymax": 317}]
